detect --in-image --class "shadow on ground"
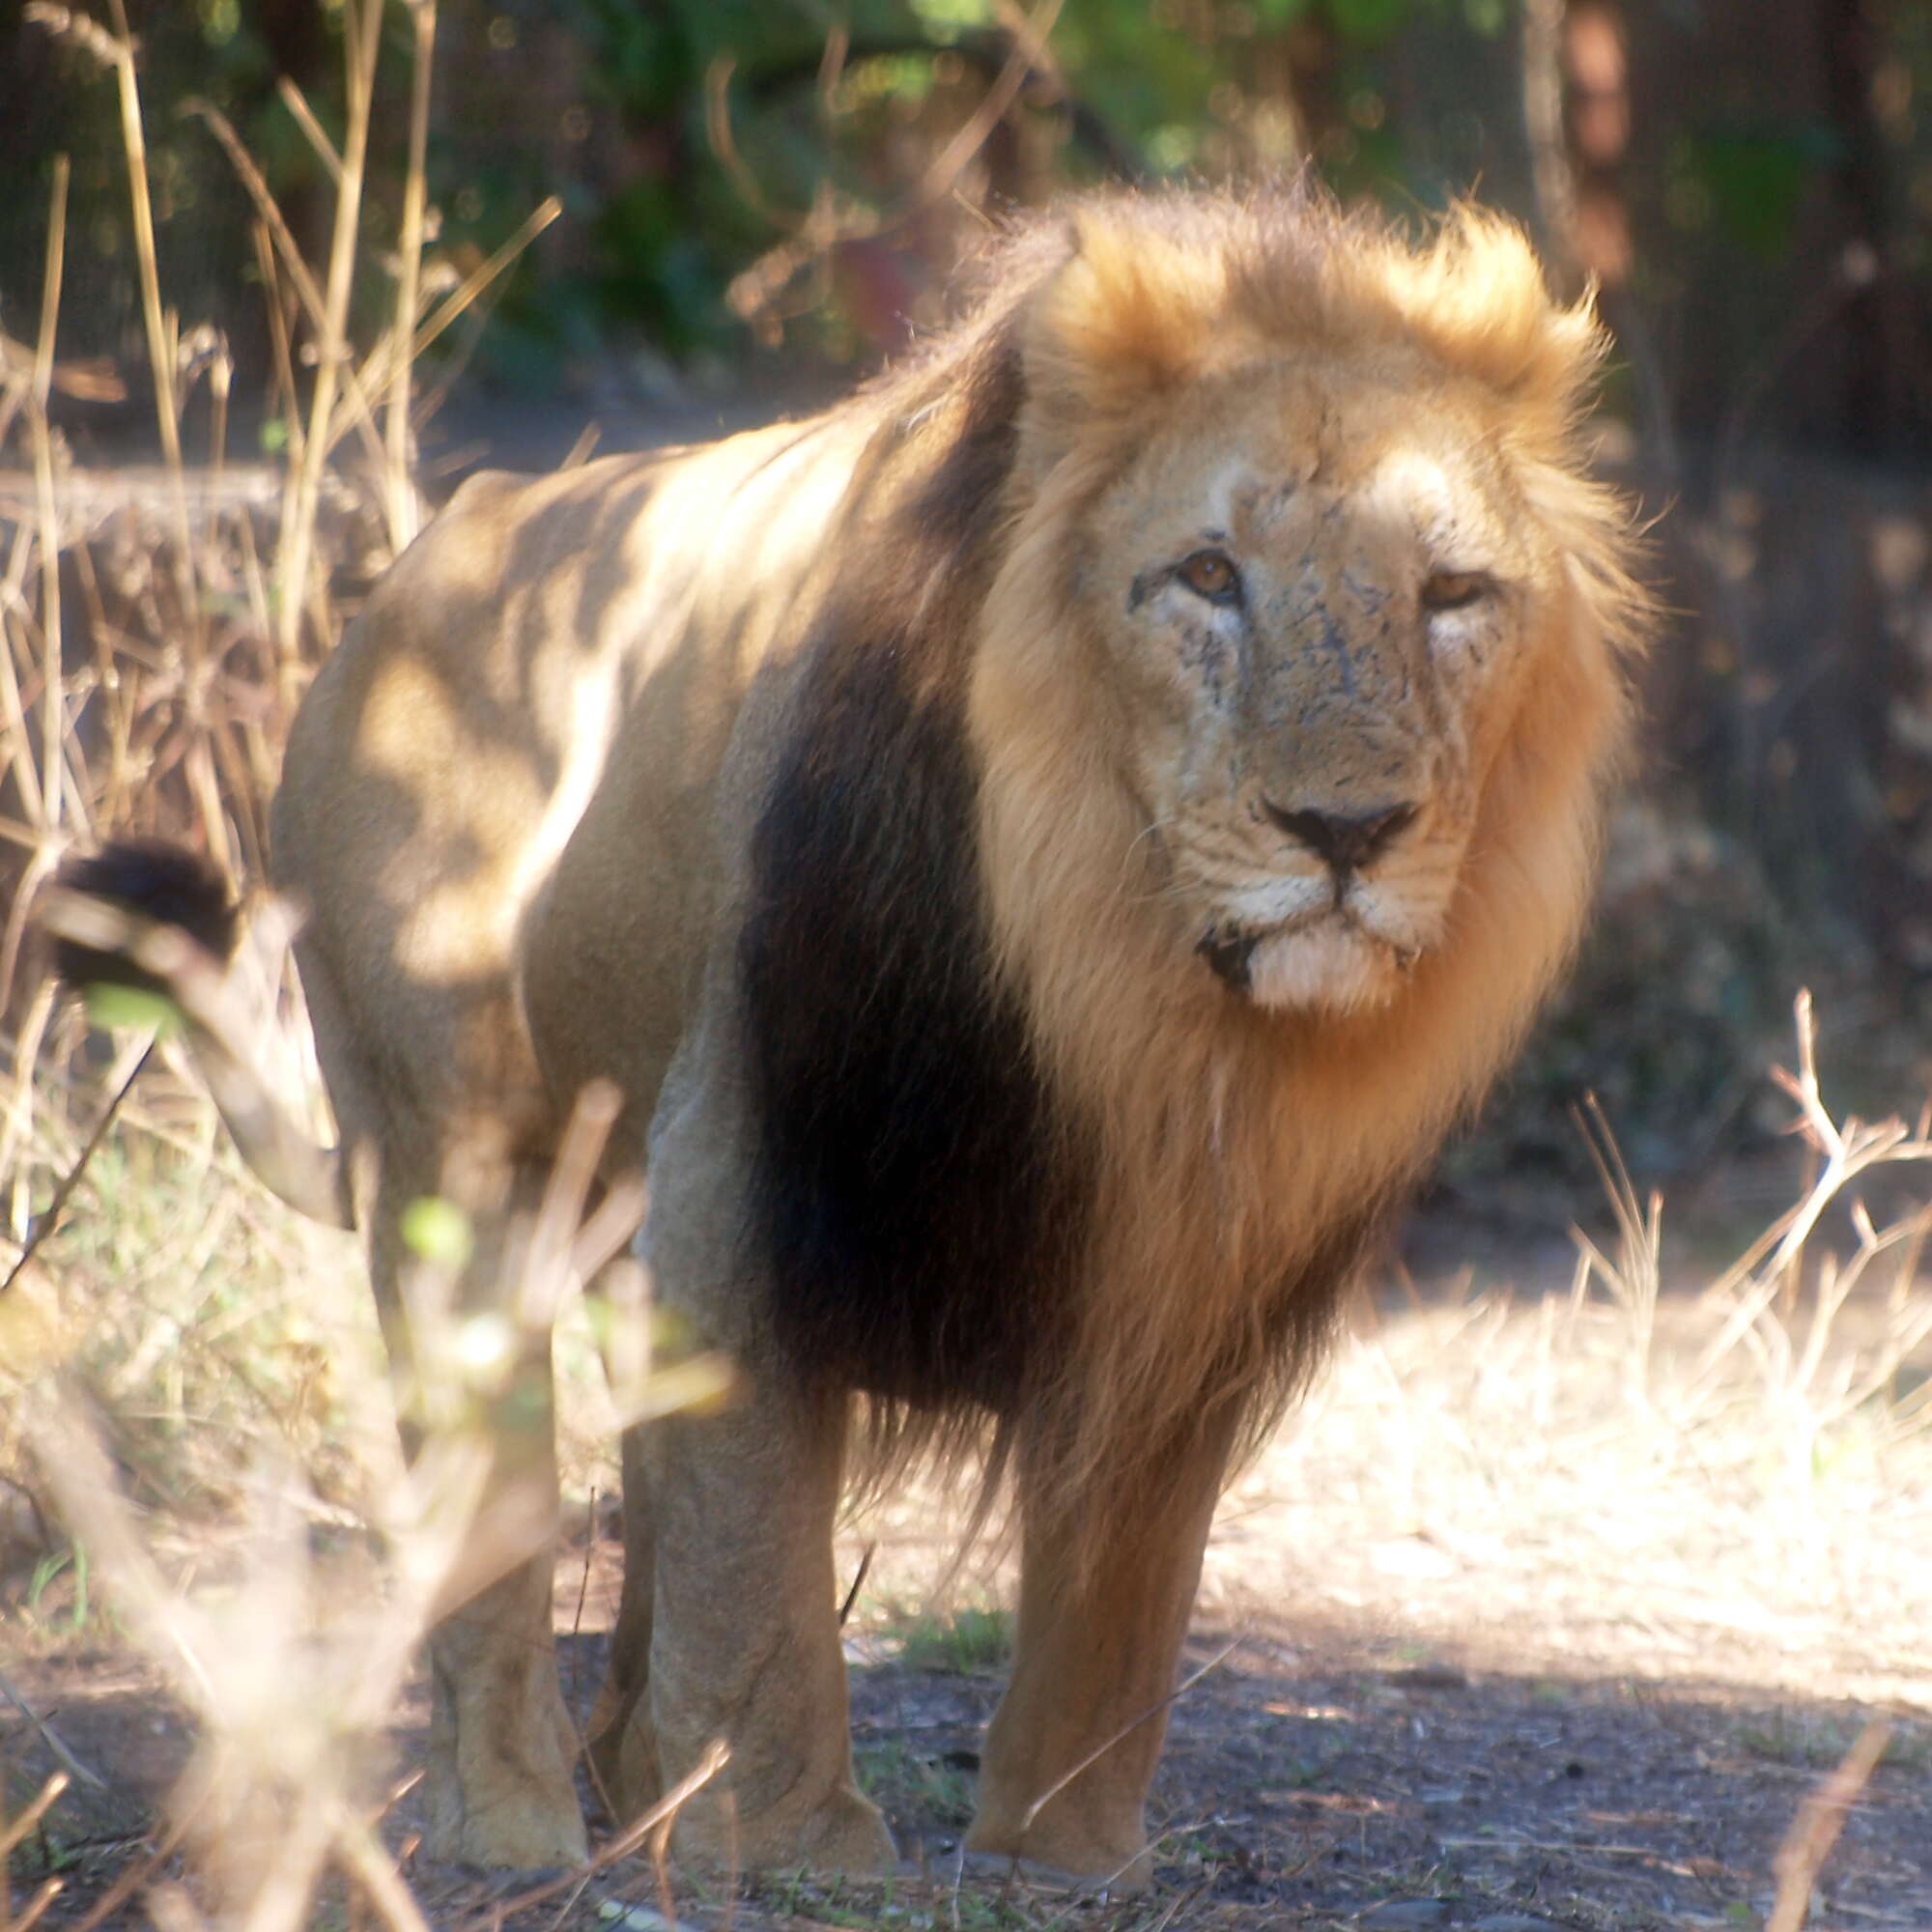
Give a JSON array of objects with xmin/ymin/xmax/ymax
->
[{"xmin": 8, "ymin": 1602, "xmax": 1928, "ymax": 1932}]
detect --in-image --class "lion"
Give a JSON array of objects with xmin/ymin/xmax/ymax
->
[{"xmin": 48, "ymin": 184, "xmax": 1648, "ymax": 1888}]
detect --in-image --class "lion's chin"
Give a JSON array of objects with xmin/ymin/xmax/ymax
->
[{"xmin": 1201, "ymin": 920, "xmax": 1411, "ymax": 1013}]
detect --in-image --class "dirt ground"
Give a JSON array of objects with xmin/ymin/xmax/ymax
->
[{"xmin": 5, "ymin": 1243, "xmax": 1929, "ymax": 1932}]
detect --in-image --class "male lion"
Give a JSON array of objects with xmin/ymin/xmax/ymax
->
[{"xmin": 51, "ymin": 185, "xmax": 1648, "ymax": 1887}]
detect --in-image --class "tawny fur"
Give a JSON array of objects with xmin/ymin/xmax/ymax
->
[{"xmin": 48, "ymin": 183, "xmax": 1652, "ymax": 1877}]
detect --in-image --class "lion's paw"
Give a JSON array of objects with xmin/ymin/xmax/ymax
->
[
  {"xmin": 956, "ymin": 1839, "xmax": 1152, "ymax": 1895},
  {"xmin": 674, "ymin": 1780, "xmax": 895, "ymax": 1876},
  {"xmin": 795, "ymin": 1786, "xmax": 897, "ymax": 1873},
  {"xmin": 426, "ymin": 1782, "xmax": 590, "ymax": 1872}
]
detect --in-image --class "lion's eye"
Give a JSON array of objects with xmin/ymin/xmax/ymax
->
[
  {"xmin": 1179, "ymin": 550, "xmax": 1241, "ymax": 604},
  {"xmin": 1421, "ymin": 570, "xmax": 1494, "ymax": 612}
]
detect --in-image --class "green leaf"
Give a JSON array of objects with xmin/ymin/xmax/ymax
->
[
  {"xmin": 401, "ymin": 1196, "xmax": 474, "ymax": 1269},
  {"xmin": 83, "ymin": 984, "xmax": 180, "ymax": 1037}
]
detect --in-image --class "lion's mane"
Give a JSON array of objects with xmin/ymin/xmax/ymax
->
[{"xmin": 734, "ymin": 185, "xmax": 1649, "ymax": 1532}]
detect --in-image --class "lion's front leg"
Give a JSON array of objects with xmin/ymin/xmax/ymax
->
[
  {"xmin": 640, "ymin": 1370, "xmax": 895, "ymax": 1873},
  {"xmin": 624, "ymin": 1026, "xmax": 895, "ymax": 1875},
  {"xmin": 966, "ymin": 1406, "xmax": 1237, "ymax": 1890}
]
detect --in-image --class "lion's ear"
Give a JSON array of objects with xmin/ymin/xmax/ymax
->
[{"xmin": 1020, "ymin": 210, "xmax": 1227, "ymax": 436}]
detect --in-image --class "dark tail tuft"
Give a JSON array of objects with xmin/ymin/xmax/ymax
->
[{"xmin": 51, "ymin": 839, "xmax": 240, "ymax": 994}]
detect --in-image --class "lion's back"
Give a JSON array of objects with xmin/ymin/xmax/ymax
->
[{"xmin": 269, "ymin": 413, "xmax": 868, "ymax": 1151}]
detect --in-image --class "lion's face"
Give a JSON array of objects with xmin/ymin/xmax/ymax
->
[{"xmin": 1076, "ymin": 355, "xmax": 1558, "ymax": 1015}]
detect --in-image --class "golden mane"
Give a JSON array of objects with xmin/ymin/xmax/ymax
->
[{"xmin": 946, "ymin": 186, "xmax": 1651, "ymax": 1523}]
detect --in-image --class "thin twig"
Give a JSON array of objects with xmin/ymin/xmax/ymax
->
[
  {"xmin": 100, "ymin": 0, "xmax": 203, "ymax": 686},
  {"xmin": 384, "ymin": 0, "xmax": 437, "ymax": 553},
  {"xmin": 838, "ymin": 1543, "xmax": 875, "ymax": 1627},
  {"xmin": 9, "ymin": 1877, "xmax": 64, "ymax": 1932},
  {"xmin": 914, "ymin": 0, "xmax": 1065, "ymax": 206},
  {"xmin": 273, "ymin": 74, "xmax": 343, "ymax": 185},
  {"xmin": 0, "ymin": 1776, "xmax": 68, "ymax": 1862},
  {"xmin": 274, "ymin": 0, "xmax": 383, "ymax": 664},
  {"xmin": 452, "ymin": 1740, "xmax": 730, "ymax": 1932},
  {"xmin": 1768, "ymin": 1720, "xmax": 1890, "ymax": 1932},
  {"xmin": 332, "ymin": 1811, "xmax": 433, "ymax": 1932},
  {"xmin": 31, "ymin": 155, "xmax": 69, "ymax": 838},
  {"xmin": 569, "ymin": 1484, "xmax": 598, "ymax": 1727},
  {"xmin": 0, "ymin": 1039, "xmax": 154, "ymax": 1299},
  {"xmin": 1016, "ymin": 1638, "xmax": 1239, "ymax": 1833},
  {"xmin": 0, "ymin": 1673, "xmax": 110, "ymax": 1791}
]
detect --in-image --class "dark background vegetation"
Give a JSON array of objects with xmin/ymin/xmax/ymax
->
[
  {"xmin": 4, "ymin": 19, "xmax": 1930, "ymax": 1927},
  {"xmin": 4, "ymin": 0, "xmax": 1932, "ymax": 1208}
]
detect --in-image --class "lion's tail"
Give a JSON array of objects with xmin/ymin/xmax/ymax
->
[{"xmin": 42, "ymin": 841, "xmax": 353, "ymax": 1229}]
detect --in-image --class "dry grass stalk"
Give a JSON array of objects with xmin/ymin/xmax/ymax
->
[
  {"xmin": 0, "ymin": 22, "xmax": 592, "ymax": 1918},
  {"xmin": 1012, "ymin": 1638, "xmax": 1239, "ymax": 1844},
  {"xmin": 30, "ymin": 156, "xmax": 69, "ymax": 841},
  {"xmin": 1567, "ymin": 995, "xmax": 1932, "ymax": 1447},
  {"xmin": 4, "ymin": 0, "xmax": 560, "ymax": 1164},
  {"xmin": 385, "ymin": 0, "xmax": 440, "ymax": 554},
  {"xmin": 1767, "ymin": 1719, "xmax": 1891, "ymax": 1932},
  {"xmin": 273, "ymin": 0, "xmax": 384, "ymax": 666},
  {"xmin": 1687, "ymin": 995, "xmax": 1932, "ymax": 1426},
  {"xmin": 444, "ymin": 1740, "xmax": 731, "ymax": 1932},
  {"xmin": 1568, "ymin": 1089, "xmax": 1662, "ymax": 1397},
  {"xmin": 100, "ymin": 0, "xmax": 197, "ymax": 594}
]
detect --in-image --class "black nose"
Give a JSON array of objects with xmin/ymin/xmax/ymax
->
[{"xmin": 1263, "ymin": 800, "xmax": 1417, "ymax": 874}]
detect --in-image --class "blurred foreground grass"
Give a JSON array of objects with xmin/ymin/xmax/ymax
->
[{"xmin": 2, "ymin": 5, "xmax": 1929, "ymax": 1927}]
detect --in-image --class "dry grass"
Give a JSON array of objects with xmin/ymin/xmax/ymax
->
[
  {"xmin": 2, "ymin": 12, "xmax": 1928, "ymax": 1931},
  {"xmin": 1203, "ymin": 1000, "xmax": 1932, "ymax": 1724},
  {"xmin": 0, "ymin": 6, "xmax": 579, "ymax": 1926}
]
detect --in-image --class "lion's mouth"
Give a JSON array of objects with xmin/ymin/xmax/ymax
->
[
  {"xmin": 1197, "ymin": 918, "xmax": 1418, "ymax": 1002},
  {"xmin": 1196, "ymin": 926, "xmax": 1264, "ymax": 992}
]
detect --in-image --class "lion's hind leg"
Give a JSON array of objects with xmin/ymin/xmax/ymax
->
[
  {"xmin": 362, "ymin": 1154, "xmax": 590, "ymax": 1871},
  {"xmin": 585, "ymin": 1420, "xmax": 660, "ymax": 1826}
]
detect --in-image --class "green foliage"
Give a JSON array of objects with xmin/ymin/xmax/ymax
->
[
  {"xmin": 1324, "ymin": 0, "xmax": 1418, "ymax": 43},
  {"xmin": 81, "ymin": 985, "xmax": 180, "ymax": 1037},
  {"xmin": 525, "ymin": 0, "xmax": 1518, "ymax": 356},
  {"xmin": 895, "ymin": 1604, "xmax": 1012, "ymax": 1671},
  {"xmin": 400, "ymin": 1195, "xmax": 473, "ymax": 1269},
  {"xmin": 854, "ymin": 1738, "xmax": 978, "ymax": 1827},
  {"xmin": 1671, "ymin": 126, "xmax": 1837, "ymax": 259},
  {"xmin": 26, "ymin": 1545, "xmax": 91, "ymax": 1635}
]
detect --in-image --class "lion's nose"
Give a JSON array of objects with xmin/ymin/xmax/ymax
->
[{"xmin": 1263, "ymin": 800, "xmax": 1417, "ymax": 874}]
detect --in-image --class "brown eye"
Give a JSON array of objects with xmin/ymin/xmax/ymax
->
[
  {"xmin": 1421, "ymin": 570, "xmax": 1494, "ymax": 612},
  {"xmin": 1179, "ymin": 550, "xmax": 1240, "ymax": 603}
]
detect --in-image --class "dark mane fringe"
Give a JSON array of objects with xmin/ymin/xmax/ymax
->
[{"xmin": 736, "ymin": 309, "xmax": 1091, "ymax": 1502}]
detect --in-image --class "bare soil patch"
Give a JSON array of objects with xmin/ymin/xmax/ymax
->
[{"xmin": 7, "ymin": 1251, "xmax": 1927, "ymax": 1932}]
